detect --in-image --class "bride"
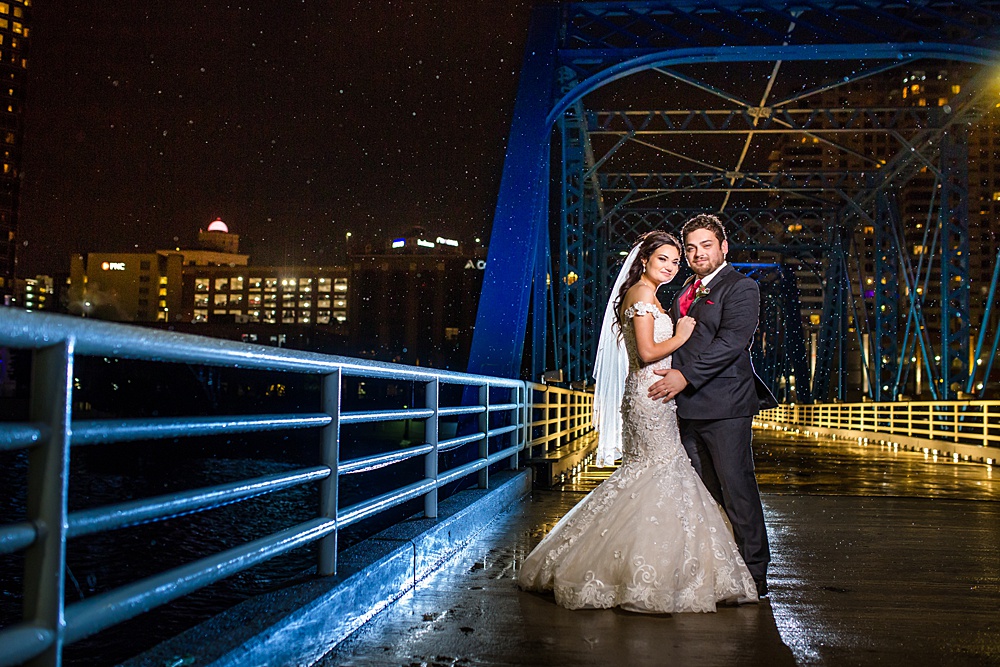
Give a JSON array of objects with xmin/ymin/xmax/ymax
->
[{"xmin": 517, "ymin": 231, "xmax": 758, "ymax": 612}]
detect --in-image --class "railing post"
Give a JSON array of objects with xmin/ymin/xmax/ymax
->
[
  {"xmin": 478, "ymin": 384, "xmax": 490, "ymax": 489},
  {"xmin": 522, "ymin": 383, "xmax": 531, "ymax": 460},
  {"xmin": 507, "ymin": 385, "xmax": 520, "ymax": 471},
  {"xmin": 317, "ymin": 368, "xmax": 341, "ymax": 576},
  {"xmin": 24, "ymin": 340, "xmax": 75, "ymax": 667},
  {"xmin": 985, "ymin": 403, "xmax": 990, "ymax": 448},
  {"xmin": 424, "ymin": 379, "xmax": 439, "ymax": 518}
]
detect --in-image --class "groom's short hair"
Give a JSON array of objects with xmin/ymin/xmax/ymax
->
[{"xmin": 681, "ymin": 214, "xmax": 727, "ymax": 245}]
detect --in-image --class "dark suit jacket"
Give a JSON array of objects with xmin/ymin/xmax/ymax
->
[{"xmin": 670, "ymin": 264, "xmax": 778, "ymax": 420}]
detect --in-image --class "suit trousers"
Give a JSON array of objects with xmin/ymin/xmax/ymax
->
[{"xmin": 678, "ymin": 415, "xmax": 770, "ymax": 580}]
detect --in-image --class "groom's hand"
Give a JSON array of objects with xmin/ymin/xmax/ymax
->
[{"xmin": 648, "ymin": 369, "xmax": 688, "ymax": 402}]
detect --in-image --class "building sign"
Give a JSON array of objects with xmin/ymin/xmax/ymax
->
[
  {"xmin": 101, "ymin": 262, "xmax": 126, "ymax": 271},
  {"xmin": 436, "ymin": 236, "xmax": 459, "ymax": 247},
  {"xmin": 464, "ymin": 259, "xmax": 487, "ymax": 270},
  {"xmin": 391, "ymin": 238, "xmax": 406, "ymax": 249}
]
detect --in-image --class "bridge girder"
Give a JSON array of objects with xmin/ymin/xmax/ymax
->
[{"xmin": 470, "ymin": 0, "xmax": 1000, "ymax": 402}]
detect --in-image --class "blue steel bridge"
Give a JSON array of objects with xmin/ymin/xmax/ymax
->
[{"xmin": 3, "ymin": 2, "xmax": 1000, "ymax": 666}]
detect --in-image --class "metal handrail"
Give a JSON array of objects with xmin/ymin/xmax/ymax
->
[
  {"xmin": 0, "ymin": 309, "xmax": 591, "ymax": 667},
  {"xmin": 758, "ymin": 400, "xmax": 1000, "ymax": 451}
]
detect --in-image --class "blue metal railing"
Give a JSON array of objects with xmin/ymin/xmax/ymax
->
[{"xmin": 0, "ymin": 309, "xmax": 587, "ymax": 667}]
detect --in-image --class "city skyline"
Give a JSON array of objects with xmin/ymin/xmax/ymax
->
[{"xmin": 17, "ymin": 1, "xmax": 530, "ymax": 277}]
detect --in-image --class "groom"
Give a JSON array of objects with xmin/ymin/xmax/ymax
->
[{"xmin": 647, "ymin": 214, "xmax": 777, "ymax": 598}]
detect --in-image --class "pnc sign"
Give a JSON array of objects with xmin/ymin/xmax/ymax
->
[{"xmin": 101, "ymin": 261, "xmax": 126, "ymax": 271}]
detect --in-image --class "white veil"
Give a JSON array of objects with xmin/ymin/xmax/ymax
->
[{"xmin": 592, "ymin": 244, "xmax": 641, "ymax": 467}]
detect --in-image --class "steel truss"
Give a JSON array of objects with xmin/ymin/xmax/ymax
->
[{"xmin": 470, "ymin": 0, "xmax": 1000, "ymax": 402}]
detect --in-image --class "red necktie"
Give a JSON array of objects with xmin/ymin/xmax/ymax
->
[{"xmin": 678, "ymin": 279, "xmax": 701, "ymax": 316}]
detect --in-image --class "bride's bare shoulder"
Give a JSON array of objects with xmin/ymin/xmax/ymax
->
[{"xmin": 621, "ymin": 282, "xmax": 660, "ymax": 312}]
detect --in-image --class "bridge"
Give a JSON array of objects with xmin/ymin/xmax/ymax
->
[{"xmin": 5, "ymin": 1, "xmax": 1000, "ymax": 665}]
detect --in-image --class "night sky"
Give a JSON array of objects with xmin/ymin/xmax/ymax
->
[{"xmin": 18, "ymin": 1, "xmax": 531, "ymax": 276}]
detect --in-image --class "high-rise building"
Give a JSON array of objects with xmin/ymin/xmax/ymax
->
[
  {"xmin": 348, "ymin": 226, "xmax": 487, "ymax": 369},
  {"xmin": 767, "ymin": 67, "xmax": 1000, "ymax": 398},
  {"xmin": 0, "ymin": 0, "xmax": 29, "ymax": 302}
]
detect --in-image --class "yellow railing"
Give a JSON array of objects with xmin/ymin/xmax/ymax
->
[
  {"xmin": 524, "ymin": 383, "xmax": 594, "ymax": 456},
  {"xmin": 757, "ymin": 401, "xmax": 1000, "ymax": 463}
]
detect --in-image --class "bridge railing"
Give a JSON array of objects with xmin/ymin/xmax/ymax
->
[
  {"xmin": 0, "ymin": 310, "xmax": 594, "ymax": 667},
  {"xmin": 524, "ymin": 382, "xmax": 593, "ymax": 458},
  {"xmin": 758, "ymin": 401, "xmax": 1000, "ymax": 462}
]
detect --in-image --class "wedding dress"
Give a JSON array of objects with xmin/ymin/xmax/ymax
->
[{"xmin": 518, "ymin": 301, "xmax": 758, "ymax": 612}]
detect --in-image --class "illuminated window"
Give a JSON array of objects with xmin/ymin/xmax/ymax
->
[
  {"xmin": 318, "ymin": 278, "xmax": 332, "ymax": 293},
  {"xmin": 158, "ymin": 288, "xmax": 167, "ymax": 297},
  {"xmin": 195, "ymin": 278, "xmax": 210, "ymax": 292},
  {"xmin": 262, "ymin": 309, "xmax": 277, "ymax": 323},
  {"xmin": 863, "ymin": 226, "xmax": 874, "ymax": 235},
  {"xmin": 248, "ymin": 294, "xmax": 262, "ymax": 307},
  {"xmin": 917, "ymin": 98, "xmax": 926, "ymax": 107},
  {"xmin": 214, "ymin": 294, "xmax": 227, "ymax": 306},
  {"xmin": 192, "ymin": 309, "xmax": 208, "ymax": 322},
  {"xmin": 282, "ymin": 311, "xmax": 295, "ymax": 324},
  {"xmin": 159, "ymin": 276, "xmax": 168, "ymax": 285},
  {"xmin": 214, "ymin": 277, "xmax": 228, "ymax": 291},
  {"xmin": 951, "ymin": 84, "xmax": 961, "ymax": 94},
  {"xmin": 317, "ymin": 311, "xmax": 331, "ymax": 324},
  {"xmin": 0, "ymin": 5, "xmax": 9, "ymax": 14},
  {"xmin": 938, "ymin": 98, "xmax": 948, "ymax": 107},
  {"xmin": 317, "ymin": 298, "xmax": 331, "ymax": 309},
  {"xmin": 194, "ymin": 294, "xmax": 209, "ymax": 307},
  {"xmin": 333, "ymin": 278, "xmax": 348, "ymax": 293},
  {"xmin": 264, "ymin": 277, "xmax": 278, "ymax": 291},
  {"xmin": 229, "ymin": 276, "xmax": 244, "ymax": 291},
  {"xmin": 12, "ymin": 22, "xmax": 22, "ymax": 34},
  {"xmin": 333, "ymin": 310, "xmax": 347, "ymax": 323},
  {"xmin": 809, "ymin": 314, "xmax": 821, "ymax": 325},
  {"xmin": 333, "ymin": 298, "xmax": 347, "ymax": 309},
  {"xmin": 445, "ymin": 327, "xmax": 460, "ymax": 341},
  {"xmin": 263, "ymin": 293, "xmax": 277, "ymax": 304},
  {"xmin": 248, "ymin": 277, "xmax": 262, "ymax": 290}
]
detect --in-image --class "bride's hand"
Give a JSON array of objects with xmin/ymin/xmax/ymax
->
[{"xmin": 675, "ymin": 316, "xmax": 696, "ymax": 340}]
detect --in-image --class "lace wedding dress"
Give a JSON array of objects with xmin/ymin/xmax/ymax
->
[{"xmin": 518, "ymin": 302, "xmax": 758, "ymax": 612}]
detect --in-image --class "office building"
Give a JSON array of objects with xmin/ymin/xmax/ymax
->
[{"xmin": 0, "ymin": 0, "xmax": 29, "ymax": 301}]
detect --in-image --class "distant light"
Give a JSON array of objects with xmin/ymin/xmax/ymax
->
[
  {"xmin": 207, "ymin": 218, "xmax": 229, "ymax": 233},
  {"xmin": 391, "ymin": 238, "xmax": 406, "ymax": 249}
]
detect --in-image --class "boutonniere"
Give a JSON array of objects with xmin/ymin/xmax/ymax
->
[{"xmin": 694, "ymin": 284, "xmax": 711, "ymax": 302}]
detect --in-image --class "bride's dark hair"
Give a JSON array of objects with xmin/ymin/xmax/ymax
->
[{"xmin": 612, "ymin": 230, "xmax": 682, "ymax": 338}]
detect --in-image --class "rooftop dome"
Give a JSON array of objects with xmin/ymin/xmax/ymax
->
[{"xmin": 207, "ymin": 218, "xmax": 229, "ymax": 233}]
